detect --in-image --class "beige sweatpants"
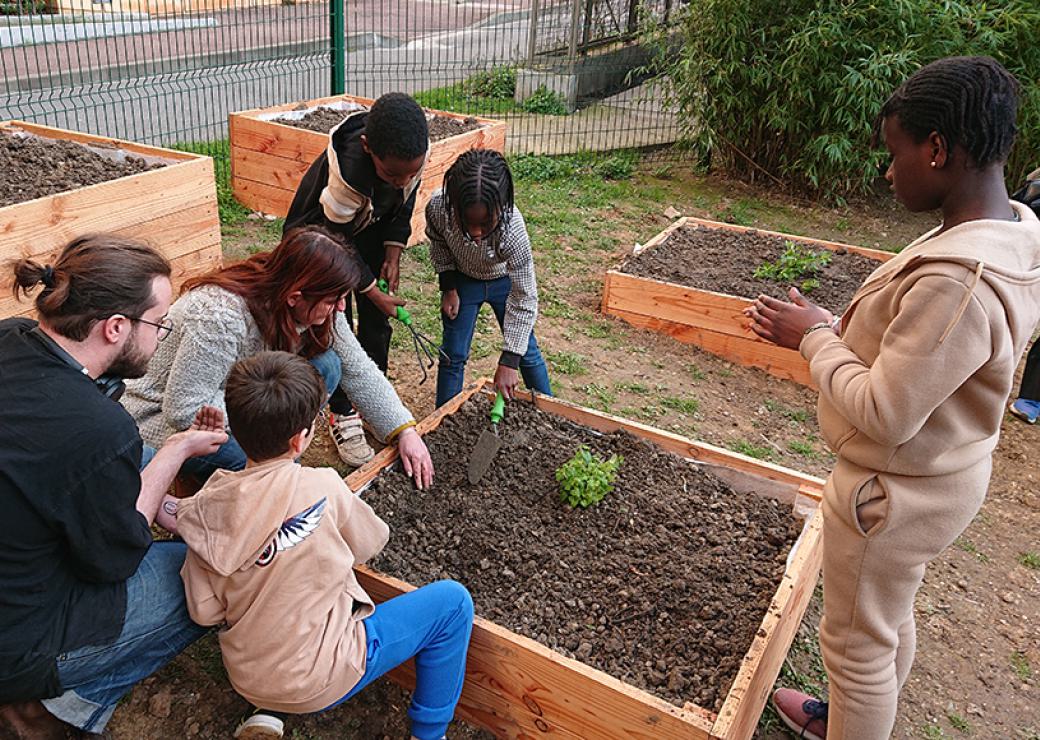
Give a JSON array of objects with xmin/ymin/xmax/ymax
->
[{"xmin": 819, "ymin": 457, "xmax": 991, "ymax": 739}]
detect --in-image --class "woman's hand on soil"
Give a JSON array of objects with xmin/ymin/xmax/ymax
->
[
  {"xmin": 369, "ymin": 287, "xmax": 406, "ymax": 318},
  {"xmin": 380, "ymin": 247, "xmax": 403, "ymax": 293},
  {"xmin": 744, "ymin": 287, "xmax": 834, "ymax": 350},
  {"xmin": 441, "ymin": 290, "xmax": 460, "ymax": 320},
  {"xmin": 397, "ymin": 427, "xmax": 434, "ymax": 491},
  {"xmin": 494, "ymin": 364, "xmax": 519, "ymax": 400}
]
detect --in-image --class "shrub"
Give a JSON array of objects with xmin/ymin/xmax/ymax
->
[
  {"xmin": 658, "ymin": 0, "xmax": 1040, "ymax": 197},
  {"xmin": 521, "ymin": 85, "xmax": 570, "ymax": 116},
  {"xmin": 556, "ymin": 445, "xmax": 623, "ymax": 509},
  {"xmin": 463, "ymin": 67, "xmax": 516, "ymax": 99},
  {"xmin": 593, "ymin": 153, "xmax": 637, "ymax": 180}
]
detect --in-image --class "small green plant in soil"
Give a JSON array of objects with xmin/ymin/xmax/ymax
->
[
  {"xmin": 730, "ymin": 439, "xmax": 773, "ymax": 460},
  {"xmin": 661, "ymin": 396, "xmax": 699, "ymax": 415},
  {"xmin": 555, "ymin": 445, "xmax": 623, "ymax": 509},
  {"xmin": 1011, "ymin": 651, "xmax": 1032, "ymax": 681},
  {"xmin": 946, "ymin": 712, "xmax": 971, "ymax": 733},
  {"xmin": 953, "ymin": 537, "xmax": 990, "ymax": 563},
  {"xmin": 1018, "ymin": 551, "xmax": 1040, "ymax": 569},
  {"xmin": 754, "ymin": 240, "xmax": 833, "ymax": 293}
]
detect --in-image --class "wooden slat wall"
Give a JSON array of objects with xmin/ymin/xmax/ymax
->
[
  {"xmin": 0, "ymin": 121, "xmax": 222, "ymax": 321},
  {"xmin": 347, "ymin": 379, "xmax": 824, "ymax": 739}
]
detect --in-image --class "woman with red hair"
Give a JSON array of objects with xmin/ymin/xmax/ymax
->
[{"xmin": 123, "ymin": 226, "xmax": 433, "ymax": 488}]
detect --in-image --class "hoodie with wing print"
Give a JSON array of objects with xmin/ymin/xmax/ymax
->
[{"xmin": 178, "ymin": 459, "xmax": 388, "ymax": 712}]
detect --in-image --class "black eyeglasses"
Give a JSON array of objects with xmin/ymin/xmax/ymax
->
[{"xmin": 129, "ymin": 316, "xmax": 174, "ymax": 341}]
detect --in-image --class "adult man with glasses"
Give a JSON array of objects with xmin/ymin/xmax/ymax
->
[{"xmin": 0, "ymin": 234, "xmax": 227, "ymax": 737}]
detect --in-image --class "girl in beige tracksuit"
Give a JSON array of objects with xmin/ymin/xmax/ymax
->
[{"xmin": 747, "ymin": 57, "xmax": 1040, "ymax": 739}]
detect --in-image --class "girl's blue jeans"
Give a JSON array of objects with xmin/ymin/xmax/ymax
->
[
  {"xmin": 324, "ymin": 579, "xmax": 474, "ymax": 740},
  {"xmin": 180, "ymin": 348, "xmax": 342, "ymax": 481},
  {"xmin": 435, "ymin": 273, "xmax": 552, "ymax": 407}
]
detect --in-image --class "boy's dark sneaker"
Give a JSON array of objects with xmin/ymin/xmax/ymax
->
[
  {"xmin": 1009, "ymin": 398, "xmax": 1040, "ymax": 424},
  {"xmin": 772, "ymin": 688, "xmax": 827, "ymax": 740},
  {"xmin": 233, "ymin": 709, "xmax": 284, "ymax": 740}
]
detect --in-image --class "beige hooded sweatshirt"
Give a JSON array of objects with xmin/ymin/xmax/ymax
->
[
  {"xmin": 178, "ymin": 459, "xmax": 389, "ymax": 713},
  {"xmin": 801, "ymin": 200, "xmax": 1040, "ymax": 492}
]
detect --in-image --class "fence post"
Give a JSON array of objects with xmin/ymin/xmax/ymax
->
[
  {"xmin": 526, "ymin": 0, "xmax": 541, "ymax": 65},
  {"xmin": 330, "ymin": 0, "xmax": 346, "ymax": 95}
]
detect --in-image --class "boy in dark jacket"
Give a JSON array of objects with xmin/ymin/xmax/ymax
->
[{"xmin": 283, "ymin": 92, "xmax": 429, "ymax": 466}]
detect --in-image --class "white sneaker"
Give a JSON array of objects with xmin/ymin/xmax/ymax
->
[
  {"xmin": 233, "ymin": 711, "xmax": 284, "ymax": 739},
  {"xmin": 329, "ymin": 413, "xmax": 375, "ymax": 467}
]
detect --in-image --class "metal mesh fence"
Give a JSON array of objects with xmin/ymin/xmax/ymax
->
[{"xmin": 1, "ymin": 0, "xmax": 683, "ymax": 190}]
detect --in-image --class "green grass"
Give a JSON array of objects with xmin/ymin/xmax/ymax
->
[
  {"xmin": 581, "ymin": 382, "xmax": 616, "ymax": 412},
  {"xmin": 729, "ymin": 440, "xmax": 773, "ymax": 460},
  {"xmin": 1011, "ymin": 651, "xmax": 1032, "ymax": 681},
  {"xmin": 546, "ymin": 350, "xmax": 588, "ymax": 376},
  {"xmin": 787, "ymin": 439, "xmax": 817, "ymax": 457},
  {"xmin": 661, "ymin": 396, "xmax": 699, "ymax": 415},
  {"xmin": 687, "ymin": 364, "xmax": 706, "ymax": 381},
  {"xmin": 947, "ymin": 712, "xmax": 971, "ymax": 733},
  {"xmin": 615, "ymin": 381, "xmax": 650, "ymax": 395},
  {"xmin": 953, "ymin": 537, "xmax": 990, "ymax": 564},
  {"xmin": 922, "ymin": 725, "xmax": 948, "ymax": 739},
  {"xmin": 764, "ymin": 398, "xmax": 812, "ymax": 424},
  {"xmin": 1018, "ymin": 551, "xmax": 1040, "ymax": 569}
]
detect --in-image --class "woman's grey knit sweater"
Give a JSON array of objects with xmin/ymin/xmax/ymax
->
[{"xmin": 122, "ymin": 285, "xmax": 414, "ymax": 448}]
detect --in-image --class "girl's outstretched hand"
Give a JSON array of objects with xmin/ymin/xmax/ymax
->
[{"xmin": 744, "ymin": 287, "xmax": 834, "ymax": 350}]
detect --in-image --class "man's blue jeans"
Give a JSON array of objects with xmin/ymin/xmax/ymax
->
[
  {"xmin": 41, "ymin": 542, "xmax": 208, "ymax": 732},
  {"xmin": 180, "ymin": 348, "xmax": 343, "ymax": 481},
  {"xmin": 436, "ymin": 273, "xmax": 552, "ymax": 408},
  {"xmin": 324, "ymin": 580, "xmax": 474, "ymax": 740}
]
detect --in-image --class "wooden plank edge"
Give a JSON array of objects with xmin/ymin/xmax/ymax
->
[
  {"xmin": 711, "ymin": 508, "xmax": 824, "ymax": 739},
  {"xmin": 1, "ymin": 120, "xmax": 203, "ymax": 163},
  {"xmin": 676, "ymin": 215, "xmax": 894, "ymax": 262},
  {"xmin": 0, "ymin": 147, "xmax": 214, "ymax": 217},
  {"xmin": 354, "ymin": 566, "xmax": 716, "ymax": 739},
  {"xmin": 602, "ymin": 306, "xmax": 816, "ymax": 388}
]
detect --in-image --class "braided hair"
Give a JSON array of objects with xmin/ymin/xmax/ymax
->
[
  {"xmin": 443, "ymin": 148, "xmax": 514, "ymax": 237},
  {"xmin": 873, "ymin": 56, "xmax": 1019, "ymax": 168}
]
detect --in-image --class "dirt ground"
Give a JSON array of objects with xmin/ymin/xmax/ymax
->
[
  {"xmin": 107, "ymin": 163, "xmax": 1038, "ymax": 740},
  {"xmin": 275, "ymin": 107, "xmax": 483, "ymax": 142},
  {"xmin": 368, "ymin": 396, "xmax": 802, "ymax": 712},
  {"xmin": 0, "ymin": 132, "xmax": 162, "ymax": 207}
]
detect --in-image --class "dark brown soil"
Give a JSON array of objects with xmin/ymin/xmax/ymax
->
[
  {"xmin": 0, "ymin": 133, "xmax": 164, "ymax": 207},
  {"xmin": 275, "ymin": 107, "xmax": 483, "ymax": 142},
  {"xmin": 366, "ymin": 394, "xmax": 804, "ymax": 712},
  {"xmin": 621, "ymin": 223, "xmax": 884, "ymax": 313}
]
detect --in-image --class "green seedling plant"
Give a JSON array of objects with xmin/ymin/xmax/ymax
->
[
  {"xmin": 754, "ymin": 241, "xmax": 833, "ymax": 293},
  {"xmin": 556, "ymin": 445, "xmax": 622, "ymax": 509}
]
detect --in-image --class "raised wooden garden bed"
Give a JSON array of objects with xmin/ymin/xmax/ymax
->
[
  {"xmin": 602, "ymin": 216, "xmax": 895, "ymax": 387},
  {"xmin": 345, "ymin": 378, "xmax": 824, "ymax": 740},
  {"xmin": 229, "ymin": 94, "xmax": 507, "ymax": 246},
  {"xmin": 0, "ymin": 121, "xmax": 222, "ymax": 322}
]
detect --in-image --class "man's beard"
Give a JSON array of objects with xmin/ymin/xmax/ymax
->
[{"xmin": 106, "ymin": 329, "xmax": 151, "ymax": 380}]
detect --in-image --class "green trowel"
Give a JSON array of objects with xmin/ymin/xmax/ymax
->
[{"xmin": 467, "ymin": 391, "xmax": 506, "ymax": 484}]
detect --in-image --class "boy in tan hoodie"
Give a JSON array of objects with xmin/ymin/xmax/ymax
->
[
  {"xmin": 746, "ymin": 56, "xmax": 1040, "ymax": 739},
  {"xmin": 176, "ymin": 351, "xmax": 473, "ymax": 740}
]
